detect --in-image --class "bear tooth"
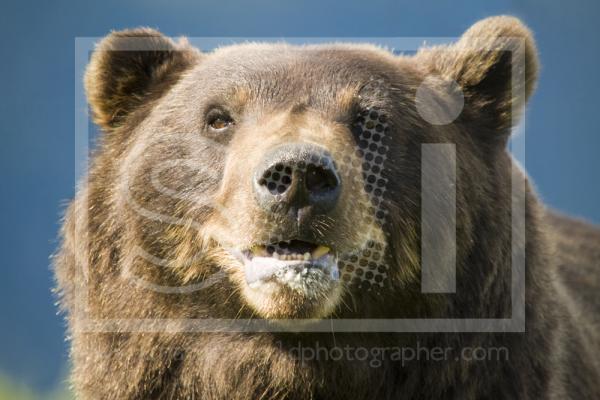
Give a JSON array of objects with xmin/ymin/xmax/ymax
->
[
  {"xmin": 312, "ymin": 245, "xmax": 330, "ymax": 259},
  {"xmin": 272, "ymin": 252, "xmax": 280, "ymax": 259},
  {"xmin": 303, "ymin": 252, "xmax": 311, "ymax": 261}
]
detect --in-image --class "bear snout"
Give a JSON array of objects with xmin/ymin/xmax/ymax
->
[{"xmin": 253, "ymin": 143, "xmax": 342, "ymax": 221}]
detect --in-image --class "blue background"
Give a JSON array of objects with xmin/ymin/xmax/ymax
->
[{"xmin": 1, "ymin": 0, "xmax": 599, "ymax": 394}]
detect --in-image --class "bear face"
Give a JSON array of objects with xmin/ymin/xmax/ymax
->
[
  {"xmin": 99, "ymin": 43, "xmax": 425, "ymax": 321},
  {"xmin": 72, "ymin": 17, "xmax": 537, "ymax": 324}
]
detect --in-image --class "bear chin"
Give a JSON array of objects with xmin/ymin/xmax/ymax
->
[{"xmin": 240, "ymin": 280, "xmax": 344, "ymax": 319}]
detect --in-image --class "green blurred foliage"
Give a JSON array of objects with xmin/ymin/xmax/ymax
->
[{"xmin": 0, "ymin": 375, "xmax": 73, "ymax": 400}]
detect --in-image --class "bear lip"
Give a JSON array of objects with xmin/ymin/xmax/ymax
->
[
  {"xmin": 235, "ymin": 240, "xmax": 339, "ymax": 285},
  {"xmin": 245, "ymin": 240, "xmax": 331, "ymax": 259},
  {"xmin": 242, "ymin": 253, "xmax": 339, "ymax": 286}
]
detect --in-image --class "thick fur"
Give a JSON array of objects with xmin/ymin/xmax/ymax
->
[{"xmin": 55, "ymin": 16, "xmax": 600, "ymax": 399}]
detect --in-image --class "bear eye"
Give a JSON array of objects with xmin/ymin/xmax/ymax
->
[{"xmin": 206, "ymin": 110, "xmax": 234, "ymax": 131}]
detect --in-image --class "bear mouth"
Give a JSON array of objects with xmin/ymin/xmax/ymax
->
[{"xmin": 239, "ymin": 240, "xmax": 340, "ymax": 287}]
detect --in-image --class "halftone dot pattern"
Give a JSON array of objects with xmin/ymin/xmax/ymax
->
[
  {"xmin": 334, "ymin": 105, "xmax": 391, "ymax": 291},
  {"xmin": 258, "ymin": 164, "xmax": 295, "ymax": 195}
]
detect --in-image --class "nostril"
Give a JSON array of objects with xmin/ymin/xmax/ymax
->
[
  {"xmin": 305, "ymin": 164, "xmax": 339, "ymax": 193},
  {"xmin": 258, "ymin": 163, "xmax": 294, "ymax": 195}
]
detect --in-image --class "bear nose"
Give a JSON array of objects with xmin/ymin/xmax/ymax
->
[{"xmin": 254, "ymin": 144, "xmax": 341, "ymax": 214}]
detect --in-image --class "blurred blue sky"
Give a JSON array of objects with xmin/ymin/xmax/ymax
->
[{"xmin": 1, "ymin": 0, "xmax": 599, "ymax": 392}]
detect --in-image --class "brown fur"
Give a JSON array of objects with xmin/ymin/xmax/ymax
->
[{"xmin": 55, "ymin": 16, "xmax": 600, "ymax": 399}]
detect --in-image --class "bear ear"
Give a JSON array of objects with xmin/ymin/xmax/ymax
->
[
  {"xmin": 85, "ymin": 28, "xmax": 200, "ymax": 131},
  {"xmin": 416, "ymin": 16, "xmax": 539, "ymax": 139}
]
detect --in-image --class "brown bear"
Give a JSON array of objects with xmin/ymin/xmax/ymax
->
[{"xmin": 55, "ymin": 16, "xmax": 600, "ymax": 399}]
